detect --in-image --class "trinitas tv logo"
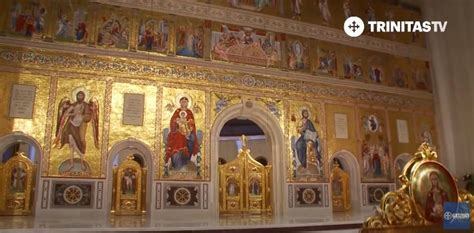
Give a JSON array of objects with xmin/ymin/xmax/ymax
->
[
  {"xmin": 443, "ymin": 202, "xmax": 470, "ymax": 230},
  {"xmin": 343, "ymin": 16, "xmax": 447, "ymax": 38}
]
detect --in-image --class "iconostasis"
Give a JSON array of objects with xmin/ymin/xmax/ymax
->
[{"xmin": 0, "ymin": 0, "xmax": 435, "ymax": 217}]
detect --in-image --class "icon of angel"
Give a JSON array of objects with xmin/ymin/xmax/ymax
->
[{"xmin": 53, "ymin": 88, "xmax": 99, "ymax": 171}]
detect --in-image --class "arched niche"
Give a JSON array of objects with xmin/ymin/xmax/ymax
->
[
  {"xmin": 210, "ymin": 101, "xmax": 286, "ymax": 216},
  {"xmin": 0, "ymin": 131, "xmax": 42, "ymax": 165},
  {"xmin": 0, "ymin": 131, "xmax": 43, "ymax": 215},
  {"xmin": 330, "ymin": 150, "xmax": 361, "ymax": 210},
  {"xmin": 106, "ymin": 138, "xmax": 154, "ymax": 214}
]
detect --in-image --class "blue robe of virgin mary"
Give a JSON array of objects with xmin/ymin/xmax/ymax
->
[{"xmin": 295, "ymin": 119, "xmax": 321, "ymax": 168}]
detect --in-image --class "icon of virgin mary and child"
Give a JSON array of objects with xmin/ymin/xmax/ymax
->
[{"xmin": 164, "ymin": 96, "xmax": 201, "ymax": 171}]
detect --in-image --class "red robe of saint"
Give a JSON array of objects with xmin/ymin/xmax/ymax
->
[{"xmin": 165, "ymin": 108, "xmax": 199, "ymax": 163}]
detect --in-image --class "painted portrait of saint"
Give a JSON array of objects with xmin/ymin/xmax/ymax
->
[
  {"xmin": 288, "ymin": 40, "xmax": 308, "ymax": 70},
  {"xmin": 343, "ymin": 57, "xmax": 363, "ymax": 80},
  {"xmin": 343, "ymin": 0, "xmax": 352, "ymax": 19},
  {"xmin": 10, "ymin": 164, "xmax": 27, "ymax": 193},
  {"xmin": 228, "ymin": 0, "xmax": 275, "ymax": 12},
  {"xmin": 291, "ymin": 108, "xmax": 323, "ymax": 178},
  {"xmin": 227, "ymin": 180, "xmax": 238, "ymax": 196},
  {"xmin": 369, "ymin": 67, "xmax": 383, "ymax": 84},
  {"xmin": 319, "ymin": 0, "xmax": 331, "ymax": 25},
  {"xmin": 9, "ymin": 2, "xmax": 47, "ymax": 37},
  {"xmin": 249, "ymin": 179, "xmax": 261, "ymax": 195},
  {"xmin": 317, "ymin": 49, "xmax": 337, "ymax": 76},
  {"xmin": 211, "ymin": 25, "xmax": 280, "ymax": 67},
  {"xmin": 138, "ymin": 19, "xmax": 168, "ymax": 53},
  {"xmin": 176, "ymin": 24, "xmax": 203, "ymax": 58},
  {"xmin": 164, "ymin": 96, "xmax": 201, "ymax": 172},
  {"xmin": 54, "ymin": 88, "xmax": 99, "ymax": 171},
  {"xmin": 291, "ymin": 0, "xmax": 303, "ymax": 20},
  {"xmin": 122, "ymin": 168, "xmax": 136, "ymax": 195},
  {"xmin": 392, "ymin": 67, "xmax": 407, "ymax": 88},
  {"xmin": 55, "ymin": 7, "xmax": 88, "ymax": 42},
  {"xmin": 97, "ymin": 14, "xmax": 129, "ymax": 49},
  {"xmin": 424, "ymin": 171, "xmax": 448, "ymax": 222}
]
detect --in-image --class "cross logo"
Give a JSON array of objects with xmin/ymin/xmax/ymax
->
[
  {"xmin": 349, "ymin": 21, "xmax": 360, "ymax": 32},
  {"xmin": 344, "ymin": 16, "xmax": 365, "ymax": 37}
]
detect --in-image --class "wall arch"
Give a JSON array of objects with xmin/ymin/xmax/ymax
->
[
  {"xmin": 106, "ymin": 137, "xmax": 154, "ymax": 214},
  {"xmin": 210, "ymin": 101, "xmax": 286, "ymax": 216},
  {"xmin": 0, "ymin": 131, "xmax": 43, "ymax": 215},
  {"xmin": 0, "ymin": 131, "xmax": 43, "ymax": 165},
  {"xmin": 330, "ymin": 150, "xmax": 361, "ymax": 210}
]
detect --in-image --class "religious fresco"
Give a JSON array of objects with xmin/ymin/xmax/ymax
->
[
  {"xmin": 390, "ymin": 66, "xmax": 409, "ymax": 89},
  {"xmin": 50, "ymin": 80, "xmax": 106, "ymax": 178},
  {"xmin": 288, "ymin": 101, "xmax": 325, "ymax": 182},
  {"xmin": 54, "ymin": 0, "xmax": 89, "ymax": 43},
  {"xmin": 211, "ymin": 24, "xmax": 281, "ymax": 68},
  {"xmin": 0, "ymin": 1, "xmax": 434, "ymax": 94},
  {"xmin": 409, "ymin": 61, "xmax": 432, "ymax": 92},
  {"xmin": 367, "ymin": 55, "xmax": 388, "ymax": 85},
  {"xmin": 191, "ymin": 0, "xmax": 419, "ymax": 46},
  {"xmin": 413, "ymin": 114, "xmax": 436, "ymax": 148},
  {"xmin": 137, "ymin": 13, "xmax": 170, "ymax": 54},
  {"xmin": 315, "ymin": 41, "xmax": 338, "ymax": 77},
  {"xmin": 7, "ymin": 0, "xmax": 47, "ymax": 38},
  {"xmin": 206, "ymin": 0, "xmax": 280, "ymax": 15},
  {"xmin": 286, "ymin": 37, "xmax": 310, "ymax": 72},
  {"xmin": 161, "ymin": 87, "xmax": 207, "ymax": 180},
  {"xmin": 342, "ymin": 48, "xmax": 364, "ymax": 81},
  {"xmin": 175, "ymin": 18, "xmax": 205, "ymax": 58},
  {"xmin": 359, "ymin": 108, "xmax": 391, "ymax": 182},
  {"xmin": 96, "ymin": 8, "xmax": 130, "ymax": 49}
]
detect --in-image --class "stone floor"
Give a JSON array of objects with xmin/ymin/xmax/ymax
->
[{"xmin": 0, "ymin": 209, "xmax": 374, "ymax": 233}]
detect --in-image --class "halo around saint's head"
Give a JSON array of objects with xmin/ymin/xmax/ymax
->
[
  {"xmin": 71, "ymin": 86, "xmax": 90, "ymax": 102},
  {"xmin": 298, "ymin": 106, "xmax": 311, "ymax": 118},
  {"xmin": 175, "ymin": 93, "xmax": 193, "ymax": 108}
]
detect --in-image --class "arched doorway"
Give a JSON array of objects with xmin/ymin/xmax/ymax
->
[
  {"xmin": 210, "ymin": 101, "xmax": 286, "ymax": 217},
  {"xmin": 0, "ymin": 132, "xmax": 42, "ymax": 215},
  {"xmin": 218, "ymin": 118, "xmax": 271, "ymax": 167},
  {"xmin": 106, "ymin": 138, "xmax": 153, "ymax": 215},
  {"xmin": 330, "ymin": 150, "xmax": 361, "ymax": 210}
]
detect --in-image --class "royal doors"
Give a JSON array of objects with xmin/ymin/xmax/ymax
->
[
  {"xmin": 0, "ymin": 152, "xmax": 36, "ymax": 216},
  {"xmin": 219, "ymin": 135, "xmax": 272, "ymax": 215},
  {"xmin": 111, "ymin": 155, "xmax": 146, "ymax": 216},
  {"xmin": 330, "ymin": 161, "xmax": 351, "ymax": 212}
]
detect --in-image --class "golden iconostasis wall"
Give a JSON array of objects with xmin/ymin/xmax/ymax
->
[
  {"xmin": 0, "ymin": 0, "xmax": 432, "ymax": 94},
  {"xmin": 0, "ymin": 0, "xmax": 436, "ymax": 212},
  {"xmin": 0, "ymin": 46, "xmax": 436, "ymax": 184}
]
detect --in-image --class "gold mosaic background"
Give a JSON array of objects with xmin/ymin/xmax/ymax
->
[{"xmin": 0, "ymin": 0, "xmax": 437, "ymax": 184}]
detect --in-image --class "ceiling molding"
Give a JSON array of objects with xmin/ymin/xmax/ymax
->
[{"xmin": 92, "ymin": 0, "xmax": 430, "ymax": 61}]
